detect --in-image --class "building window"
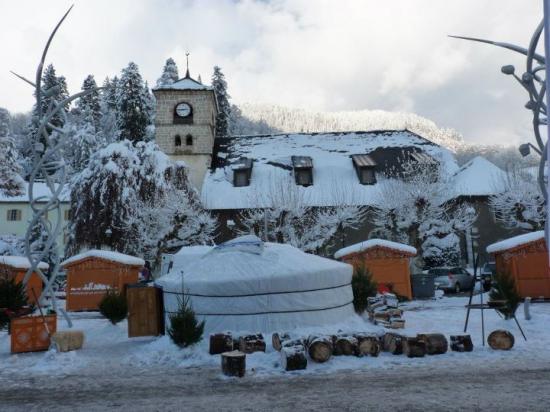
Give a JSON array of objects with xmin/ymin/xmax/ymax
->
[
  {"xmin": 175, "ymin": 135, "xmax": 182, "ymax": 147},
  {"xmin": 186, "ymin": 134, "xmax": 193, "ymax": 146},
  {"xmin": 292, "ymin": 156, "xmax": 313, "ymax": 186},
  {"xmin": 360, "ymin": 168, "xmax": 376, "ymax": 185},
  {"xmin": 232, "ymin": 157, "xmax": 253, "ymax": 187},
  {"xmin": 352, "ymin": 154, "xmax": 377, "ymax": 185},
  {"xmin": 6, "ymin": 209, "xmax": 22, "ymax": 221}
]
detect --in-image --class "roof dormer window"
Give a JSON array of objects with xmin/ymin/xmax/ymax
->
[
  {"xmin": 352, "ymin": 154, "xmax": 377, "ymax": 185},
  {"xmin": 292, "ymin": 156, "xmax": 313, "ymax": 186},
  {"xmin": 232, "ymin": 157, "xmax": 253, "ymax": 187}
]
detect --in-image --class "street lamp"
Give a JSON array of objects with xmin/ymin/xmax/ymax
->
[{"xmin": 519, "ymin": 142, "xmax": 543, "ymax": 157}]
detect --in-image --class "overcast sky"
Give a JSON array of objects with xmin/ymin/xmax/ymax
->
[{"xmin": 0, "ymin": 0, "xmax": 543, "ymax": 146}]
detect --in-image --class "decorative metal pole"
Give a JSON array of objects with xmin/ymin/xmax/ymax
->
[{"xmin": 544, "ymin": 0, "xmax": 550, "ymax": 255}]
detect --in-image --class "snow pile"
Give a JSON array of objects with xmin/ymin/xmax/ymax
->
[
  {"xmin": 61, "ymin": 250, "xmax": 145, "ymax": 267},
  {"xmin": 486, "ymin": 231, "xmax": 545, "ymax": 254},
  {"xmin": 156, "ymin": 235, "xmax": 355, "ymax": 333},
  {"xmin": 335, "ymin": 239, "xmax": 417, "ymax": 259},
  {"xmin": 0, "ymin": 256, "xmax": 49, "ymax": 270}
]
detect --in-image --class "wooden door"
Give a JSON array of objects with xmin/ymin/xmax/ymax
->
[{"xmin": 127, "ymin": 285, "xmax": 164, "ymax": 337}]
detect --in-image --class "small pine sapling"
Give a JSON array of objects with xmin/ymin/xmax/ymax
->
[
  {"xmin": 99, "ymin": 289, "xmax": 128, "ymax": 324},
  {"xmin": 351, "ymin": 264, "xmax": 377, "ymax": 314},
  {"xmin": 168, "ymin": 293, "xmax": 204, "ymax": 348},
  {"xmin": 0, "ymin": 276, "xmax": 30, "ymax": 330},
  {"xmin": 490, "ymin": 271, "xmax": 521, "ymax": 320}
]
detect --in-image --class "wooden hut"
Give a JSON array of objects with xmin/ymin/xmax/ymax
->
[
  {"xmin": 0, "ymin": 256, "xmax": 48, "ymax": 305},
  {"xmin": 61, "ymin": 250, "xmax": 144, "ymax": 311},
  {"xmin": 487, "ymin": 231, "xmax": 550, "ymax": 299},
  {"xmin": 335, "ymin": 239, "xmax": 416, "ymax": 300}
]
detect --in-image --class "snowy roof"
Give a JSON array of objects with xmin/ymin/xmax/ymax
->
[
  {"xmin": 61, "ymin": 250, "xmax": 145, "ymax": 267},
  {"xmin": 0, "ymin": 182, "xmax": 70, "ymax": 203},
  {"xmin": 202, "ymin": 130, "xmax": 459, "ymax": 210},
  {"xmin": 486, "ymin": 231, "xmax": 546, "ymax": 254},
  {"xmin": 171, "ymin": 245, "xmax": 213, "ymax": 272},
  {"xmin": 334, "ymin": 239, "xmax": 417, "ymax": 259},
  {"xmin": 449, "ymin": 156, "xmax": 507, "ymax": 199},
  {"xmin": 153, "ymin": 76, "xmax": 213, "ymax": 91},
  {"xmin": 0, "ymin": 256, "xmax": 49, "ymax": 270}
]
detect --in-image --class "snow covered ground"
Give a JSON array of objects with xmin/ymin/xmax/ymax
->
[{"xmin": 1, "ymin": 295, "xmax": 549, "ymax": 410}]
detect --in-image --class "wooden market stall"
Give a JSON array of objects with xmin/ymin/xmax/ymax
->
[
  {"xmin": 334, "ymin": 239, "xmax": 416, "ymax": 300},
  {"xmin": 487, "ymin": 231, "xmax": 550, "ymax": 299},
  {"xmin": 0, "ymin": 256, "xmax": 48, "ymax": 304},
  {"xmin": 61, "ymin": 250, "xmax": 144, "ymax": 311}
]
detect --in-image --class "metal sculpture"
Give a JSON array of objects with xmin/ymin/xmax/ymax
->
[{"xmin": 12, "ymin": 6, "xmax": 99, "ymax": 316}]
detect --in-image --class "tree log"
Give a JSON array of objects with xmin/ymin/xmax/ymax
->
[
  {"xmin": 417, "ymin": 333, "xmax": 448, "ymax": 355},
  {"xmin": 272, "ymin": 332, "xmax": 291, "ymax": 351},
  {"xmin": 238, "ymin": 334, "xmax": 266, "ymax": 354},
  {"xmin": 332, "ymin": 335, "xmax": 359, "ymax": 356},
  {"xmin": 450, "ymin": 335, "xmax": 473, "ymax": 352},
  {"xmin": 305, "ymin": 335, "xmax": 333, "ymax": 363},
  {"xmin": 221, "ymin": 350, "xmax": 246, "ymax": 377},
  {"xmin": 281, "ymin": 345, "xmax": 307, "ymax": 371},
  {"xmin": 402, "ymin": 337, "xmax": 426, "ymax": 358},
  {"xmin": 488, "ymin": 330, "xmax": 515, "ymax": 350},
  {"xmin": 355, "ymin": 334, "xmax": 381, "ymax": 357},
  {"xmin": 209, "ymin": 333, "xmax": 234, "ymax": 355},
  {"xmin": 383, "ymin": 333, "xmax": 403, "ymax": 355}
]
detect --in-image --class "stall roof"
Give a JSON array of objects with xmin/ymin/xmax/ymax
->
[
  {"xmin": 61, "ymin": 250, "xmax": 145, "ymax": 267},
  {"xmin": 0, "ymin": 256, "xmax": 49, "ymax": 270},
  {"xmin": 335, "ymin": 239, "xmax": 417, "ymax": 259},
  {"xmin": 486, "ymin": 231, "xmax": 545, "ymax": 254}
]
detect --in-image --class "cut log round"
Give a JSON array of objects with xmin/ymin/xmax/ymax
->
[
  {"xmin": 333, "ymin": 335, "xmax": 358, "ymax": 356},
  {"xmin": 281, "ymin": 345, "xmax": 307, "ymax": 371},
  {"xmin": 272, "ymin": 333, "xmax": 291, "ymax": 352},
  {"xmin": 383, "ymin": 333, "xmax": 403, "ymax": 355},
  {"xmin": 305, "ymin": 335, "xmax": 333, "ymax": 363},
  {"xmin": 488, "ymin": 330, "xmax": 515, "ymax": 350},
  {"xmin": 209, "ymin": 333, "xmax": 233, "ymax": 355},
  {"xmin": 402, "ymin": 337, "xmax": 426, "ymax": 358},
  {"xmin": 355, "ymin": 334, "xmax": 381, "ymax": 357},
  {"xmin": 238, "ymin": 334, "xmax": 266, "ymax": 354},
  {"xmin": 417, "ymin": 333, "xmax": 448, "ymax": 355},
  {"xmin": 450, "ymin": 334, "xmax": 473, "ymax": 352},
  {"xmin": 221, "ymin": 350, "xmax": 246, "ymax": 377}
]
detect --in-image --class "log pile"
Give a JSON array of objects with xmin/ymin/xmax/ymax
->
[
  {"xmin": 382, "ymin": 332, "xmax": 404, "ymax": 355},
  {"xmin": 272, "ymin": 333, "xmax": 308, "ymax": 371},
  {"xmin": 367, "ymin": 293, "xmax": 405, "ymax": 329},
  {"xmin": 221, "ymin": 350, "xmax": 246, "ymax": 377},
  {"xmin": 450, "ymin": 334, "xmax": 473, "ymax": 352},
  {"xmin": 209, "ymin": 333, "xmax": 234, "ymax": 355},
  {"xmin": 417, "ymin": 333, "xmax": 448, "ymax": 355},
  {"xmin": 488, "ymin": 330, "xmax": 515, "ymax": 350},
  {"xmin": 402, "ymin": 337, "xmax": 426, "ymax": 358},
  {"xmin": 355, "ymin": 333, "xmax": 381, "ymax": 357},
  {"xmin": 305, "ymin": 335, "xmax": 333, "ymax": 363},
  {"xmin": 332, "ymin": 335, "xmax": 359, "ymax": 356},
  {"xmin": 238, "ymin": 334, "xmax": 266, "ymax": 354}
]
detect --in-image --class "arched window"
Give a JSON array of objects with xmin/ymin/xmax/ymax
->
[
  {"xmin": 175, "ymin": 135, "xmax": 182, "ymax": 147},
  {"xmin": 186, "ymin": 134, "xmax": 193, "ymax": 146}
]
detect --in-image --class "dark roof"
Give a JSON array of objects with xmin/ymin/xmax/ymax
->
[
  {"xmin": 352, "ymin": 154, "xmax": 377, "ymax": 168},
  {"xmin": 291, "ymin": 155, "xmax": 313, "ymax": 169}
]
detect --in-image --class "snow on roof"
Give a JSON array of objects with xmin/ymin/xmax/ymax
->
[
  {"xmin": 486, "ymin": 231, "xmax": 545, "ymax": 254},
  {"xmin": 0, "ymin": 256, "xmax": 49, "ymax": 270},
  {"xmin": 153, "ymin": 76, "xmax": 213, "ymax": 91},
  {"xmin": 449, "ymin": 156, "xmax": 507, "ymax": 199},
  {"xmin": 202, "ymin": 130, "xmax": 458, "ymax": 210},
  {"xmin": 61, "ymin": 250, "xmax": 145, "ymax": 267},
  {"xmin": 334, "ymin": 239, "xmax": 417, "ymax": 259},
  {"xmin": 0, "ymin": 182, "xmax": 70, "ymax": 203},
  {"xmin": 171, "ymin": 245, "xmax": 213, "ymax": 272}
]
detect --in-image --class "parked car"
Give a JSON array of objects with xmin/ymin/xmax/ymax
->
[
  {"xmin": 480, "ymin": 262, "xmax": 496, "ymax": 292},
  {"xmin": 429, "ymin": 267, "xmax": 475, "ymax": 293}
]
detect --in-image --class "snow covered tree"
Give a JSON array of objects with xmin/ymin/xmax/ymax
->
[
  {"xmin": 212, "ymin": 66, "xmax": 231, "ymax": 137},
  {"xmin": 156, "ymin": 57, "xmax": 179, "ymax": 87},
  {"xmin": 76, "ymin": 75, "xmax": 101, "ymax": 130},
  {"xmin": 116, "ymin": 63, "xmax": 151, "ymax": 143},
  {"xmin": 99, "ymin": 76, "xmax": 119, "ymax": 142},
  {"xmin": 0, "ymin": 234, "xmax": 25, "ymax": 256},
  {"xmin": 371, "ymin": 160, "xmax": 476, "ymax": 267},
  {"xmin": 489, "ymin": 167, "xmax": 545, "ymax": 232},
  {"xmin": 0, "ymin": 108, "xmax": 24, "ymax": 197}
]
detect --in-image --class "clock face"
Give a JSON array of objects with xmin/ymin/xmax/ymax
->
[{"xmin": 175, "ymin": 102, "xmax": 191, "ymax": 117}]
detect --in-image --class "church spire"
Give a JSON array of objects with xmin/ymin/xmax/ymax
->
[{"xmin": 185, "ymin": 51, "xmax": 190, "ymax": 78}]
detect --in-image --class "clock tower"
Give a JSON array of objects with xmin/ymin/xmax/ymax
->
[{"xmin": 152, "ymin": 67, "xmax": 218, "ymax": 190}]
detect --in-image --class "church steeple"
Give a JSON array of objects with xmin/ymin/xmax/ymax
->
[{"xmin": 185, "ymin": 52, "xmax": 190, "ymax": 78}]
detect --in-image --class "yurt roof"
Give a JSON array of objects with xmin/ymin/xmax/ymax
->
[
  {"xmin": 0, "ymin": 256, "xmax": 49, "ymax": 270},
  {"xmin": 61, "ymin": 250, "xmax": 145, "ymax": 268},
  {"xmin": 171, "ymin": 245, "xmax": 213, "ymax": 272},
  {"xmin": 486, "ymin": 231, "xmax": 545, "ymax": 254},
  {"xmin": 334, "ymin": 239, "xmax": 417, "ymax": 259}
]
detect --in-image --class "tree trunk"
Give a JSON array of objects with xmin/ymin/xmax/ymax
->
[
  {"xmin": 281, "ymin": 345, "xmax": 307, "ymax": 371},
  {"xmin": 272, "ymin": 332, "xmax": 291, "ymax": 352},
  {"xmin": 488, "ymin": 330, "xmax": 515, "ymax": 350},
  {"xmin": 221, "ymin": 350, "xmax": 246, "ymax": 377},
  {"xmin": 417, "ymin": 333, "xmax": 448, "ymax": 355},
  {"xmin": 383, "ymin": 332, "xmax": 403, "ymax": 355},
  {"xmin": 355, "ymin": 334, "xmax": 381, "ymax": 357},
  {"xmin": 209, "ymin": 333, "xmax": 233, "ymax": 355},
  {"xmin": 332, "ymin": 335, "xmax": 359, "ymax": 356},
  {"xmin": 305, "ymin": 335, "xmax": 333, "ymax": 363},
  {"xmin": 450, "ymin": 334, "xmax": 473, "ymax": 352},
  {"xmin": 238, "ymin": 334, "xmax": 266, "ymax": 354},
  {"xmin": 402, "ymin": 337, "xmax": 426, "ymax": 358}
]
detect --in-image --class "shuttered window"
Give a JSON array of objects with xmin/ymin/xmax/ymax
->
[{"xmin": 6, "ymin": 209, "xmax": 22, "ymax": 221}]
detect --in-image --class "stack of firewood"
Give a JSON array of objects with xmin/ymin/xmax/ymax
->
[{"xmin": 367, "ymin": 293, "xmax": 405, "ymax": 329}]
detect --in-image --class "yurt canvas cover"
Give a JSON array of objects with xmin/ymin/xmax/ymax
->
[{"xmin": 156, "ymin": 236, "xmax": 354, "ymax": 333}]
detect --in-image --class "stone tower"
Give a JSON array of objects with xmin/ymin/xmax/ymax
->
[{"xmin": 153, "ymin": 71, "xmax": 218, "ymax": 190}]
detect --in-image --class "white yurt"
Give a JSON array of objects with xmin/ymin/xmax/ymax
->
[{"xmin": 155, "ymin": 235, "xmax": 355, "ymax": 334}]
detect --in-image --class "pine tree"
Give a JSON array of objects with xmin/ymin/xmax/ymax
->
[
  {"xmin": 211, "ymin": 66, "xmax": 231, "ymax": 137},
  {"xmin": 490, "ymin": 271, "xmax": 521, "ymax": 320},
  {"xmin": 76, "ymin": 75, "xmax": 101, "ymax": 130},
  {"xmin": 0, "ymin": 108, "xmax": 24, "ymax": 197},
  {"xmin": 156, "ymin": 57, "xmax": 179, "ymax": 87},
  {"xmin": 99, "ymin": 76, "xmax": 119, "ymax": 142},
  {"xmin": 116, "ymin": 63, "xmax": 151, "ymax": 143}
]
